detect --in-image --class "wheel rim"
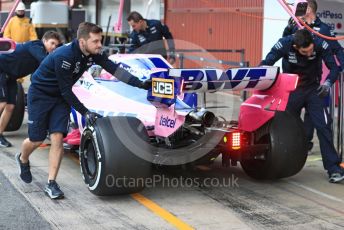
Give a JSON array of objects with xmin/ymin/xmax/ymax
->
[
  {"xmin": 82, "ymin": 138, "xmax": 98, "ymax": 179},
  {"xmin": 241, "ymin": 134, "xmax": 271, "ymax": 174}
]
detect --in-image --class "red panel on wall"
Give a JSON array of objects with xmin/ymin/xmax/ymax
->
[{"xmin": 165, "ymin": 0, "xmax": 264, "ymax": 68}]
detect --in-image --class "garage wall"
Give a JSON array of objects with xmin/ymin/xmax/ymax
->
[{"xmin": 164, "ymin": 0, "xmax": 264, "ymax": 68}]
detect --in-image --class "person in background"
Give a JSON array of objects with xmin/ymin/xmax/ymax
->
[
  {"xmin": 283, "ymin": 0, "xmax": 344, "ymax": 154},
  {"xmin": 0, "ymin": 31, "xmax": 61, "ymax": 147},
  {"xmin": 127, "ymin": 11, "xmax": 176, "ymax": 65},
  {"xmin": 261, "ymin": 29, "xmax": 344, "ymax": 183},
  {"xmin": 4, "ymin": 1, "xmax": 38, "ymax": 43}
]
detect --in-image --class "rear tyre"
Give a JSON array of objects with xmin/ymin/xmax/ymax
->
[
  {"xmin": 240, "ymin": 111, "xmax": 307, "ymax": 180},
  {"xmin": 80, "ymin": 116, "xmax": 152, "ymax": 195},
  {"xmin": 5, "ymin": 82, "xmax": 25, "ymax": 131}
]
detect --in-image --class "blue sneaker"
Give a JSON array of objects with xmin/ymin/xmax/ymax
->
[
  {"xmin": 0, "ymin": 134, "xmax": 12, "ymax": 147},
  {"xmin": 44, "ymin": 180, "xmax": 64, "ymax": 199},
  {"xmin": 15, "ymin": 153, "xmax": 32, "ymax": 183},
  {"xmin": 329, "ymin": 172, "xmax": 344, "ymax": 183}
]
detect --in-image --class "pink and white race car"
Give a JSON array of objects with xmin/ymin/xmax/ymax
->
[{"xmin": 66, "ymin": 54, "xmax": 307, "ymax": 196}]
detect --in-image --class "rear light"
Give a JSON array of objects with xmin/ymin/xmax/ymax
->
[
  {"xmin": 231, "ymin": 132, "xmax": 241, "ymax": 150},
  {"xmin": 223, "ymin": 131, "xmax": 249, "ymax": 150}
]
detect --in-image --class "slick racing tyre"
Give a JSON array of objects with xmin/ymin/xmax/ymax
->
[
  {"xmin": 80, "ymin": 116, "xmax": 152, "ymax": 195},
  {"xmin": 241, "ymin": 111, "xmax": 307, "ymax": 180},
  {"xmin": 5, "ymin": 82, "xmax": 25, "ymax": 131}
]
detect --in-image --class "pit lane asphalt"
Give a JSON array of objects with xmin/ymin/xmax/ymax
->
[{"xmin": 0, "ymin": 93, "xmax": 344, "ymax": 230}]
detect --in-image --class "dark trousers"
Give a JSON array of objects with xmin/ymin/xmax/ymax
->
[{"xmin": 287, "ymin": 84, "xmax": 342, "ymax": 174}]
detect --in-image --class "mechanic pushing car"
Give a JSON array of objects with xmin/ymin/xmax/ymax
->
[
  {"xmin": 0, "ymin": 31, "xmax": 61, "ymax": 147},
  {"xmin": 261, "ymin": 29, "xmax": 344, "ymax": 183},
  {"xmin": 15, "ymin": 22, "xmax": 152, "ymax": 199},
  {"xmin": 127, "ymin": 11, "xmax": 176, "ymax": 65},
  {"xmin": 283, "ymin": 0, "xmax": 344, "ymax": 155}
]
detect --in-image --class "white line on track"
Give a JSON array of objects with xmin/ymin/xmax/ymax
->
[{"xmin": 288, "ymin": 181, "xmax": 344, "ymax": 204}]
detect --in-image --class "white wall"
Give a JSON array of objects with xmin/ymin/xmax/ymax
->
[{"xmin": 262, "ymin": 0, "xmax": 289, "ymax": 67}]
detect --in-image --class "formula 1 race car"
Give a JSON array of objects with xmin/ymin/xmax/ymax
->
[{"xmin": 66, "ymin": 54, "xmax": 307, "ymax": 196}]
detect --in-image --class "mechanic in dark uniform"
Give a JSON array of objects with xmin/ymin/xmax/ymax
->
[
  {"xmin": 0, "ymin": 31, "xmax": 61, "ymax": 147},
  {"xmin": 127, "ymin": 11, "xmax": 176, "ymax": 65},
  {"xmin": 15, "ymin": 22, "xmax": 151, "ymax": 199},
  {"xmin": 261, "ymin": 29, "xmax": 344, "ymax": 183},
  {"xmin": 283, "ymin": 0, "xmax": 344, "ymax": 153}
]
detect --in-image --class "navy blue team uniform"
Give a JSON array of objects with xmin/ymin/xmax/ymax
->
[
  {"xmin": 128, "ymin": 19, "xmax": 175, "ymax": 58},
  {"xmin": 283, "ymin": 17, "xmax": 344, "ymax": 150},
  {"xmin": 261, "ymin": 35, "xmax": 343, "ymax": 176},
  {"xmin": 29, "ymin": 39, "xmax": 145, "ymax": 142},
  {"xmin": 0, "ymin": 40, "xmax": 48, "ymax": 104},
  {"xmin": 283, "ymin": 17, "xmax": 344, "ymax": 67}
]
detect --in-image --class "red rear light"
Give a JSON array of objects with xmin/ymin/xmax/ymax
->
[
  {"xmin": 231, "ymin": 132, "xmax": 241, "ymax": 150},
  {"xmin": 224, "ymin": 131, "xmax": 249, "ymax": 150}
]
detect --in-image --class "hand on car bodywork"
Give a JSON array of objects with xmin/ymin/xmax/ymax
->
[
  {"xmin": 85, "ymin": 111, "xmax": 102, "ymax": 126},
  {"xmin": 317, "ymin": 80, "xmax": 331, "ymax": 98},
  {"xmin": 139, "ymin": 79, "xmax": 152, "ymax": 90}
]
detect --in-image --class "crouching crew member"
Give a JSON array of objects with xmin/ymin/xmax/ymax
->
[{"xmin": 261, "ymin": 29, "xmax": 344, "ymax": 183}]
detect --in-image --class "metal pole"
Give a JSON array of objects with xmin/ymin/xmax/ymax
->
[
  {"xmin": 333, "ymin": 75, "xmax": 342, "ymax": 153},
  {"xmin": 103, "ymin": 15, "xmax": 112, "ymax": 46},
  {"xmin": 114, "ymin": 0, "xmax": 124, "ymax": 33},
  {"xmin": 240, "ymin": 49, "xmax": 245, "ymax": 67},
  {"xmin": 340, "ymin": 73, "xmax": 344, "ymax": 160},
  {"xmin": 241, "ymin": 50, "xmax": 248, "ymax": 101},
  {"xmin": 336, "ymin": 74, "xmax": 341, "ymax": 155},
  {"xmin": 179, "ymin": 53, "xmax": 184, "ymax": 69},
  {"xmin": 330, "ymin": 82, "xmax": 336, "ymax": 137},
  {"xmin": 95, "ymin": 0, "xmax": 101, "ymax": 26}
]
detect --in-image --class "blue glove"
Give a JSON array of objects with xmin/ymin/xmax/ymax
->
[
  {"xmin": 139, "ymin": 79, "xmax": 152, "ymax": 90},
  {"xmin": 287, "ymin": 17, "xmax": 297, "ymax": 29},
  {"xmin": 317, "ymin": 80, "xmax": 331, "ymax": 98}
]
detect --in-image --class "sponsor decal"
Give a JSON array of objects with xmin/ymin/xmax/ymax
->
[
  {"xmin": 152, "ymin": 78, "xmax": 174, "ymax": 99},
  {"xmin": 138, "ymin": 35, "xmax": 146, "ymax": 43},
  {"xmin": 81, "ymin": 79, "xmax": 94, "ymax": 90},
  {"xmin": 62, "ymin": 60, "xmax": 71, "ymax": 70},
  {"xmin": 180, "ymin": 68, "xmax": 268, "ymax": 91},
  {"xmin": 288, "ymin": 52, "xmax": 297, "ymax": 63},
  {"xmin": 317, "ymin": 10, "xmax": 343, "ymax": 19},
  {"xmin": 119, "ymin": 63, "xmax": 151, "ymax": 78},
  {"xmin": 150, "ymin": 26, "xmax": 157, "ymax": 34},
  {"xmin": 73, "ymin": 61, "xmax": 80, "ymax": 74},
  {"xmin": 159, "ymin": 115, "xmax": 176, "ymax": 128}
]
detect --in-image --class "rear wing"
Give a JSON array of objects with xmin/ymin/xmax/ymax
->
[{"xmin": 147, "ymin": 66, "xmax": 280, "ymax": 107}]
